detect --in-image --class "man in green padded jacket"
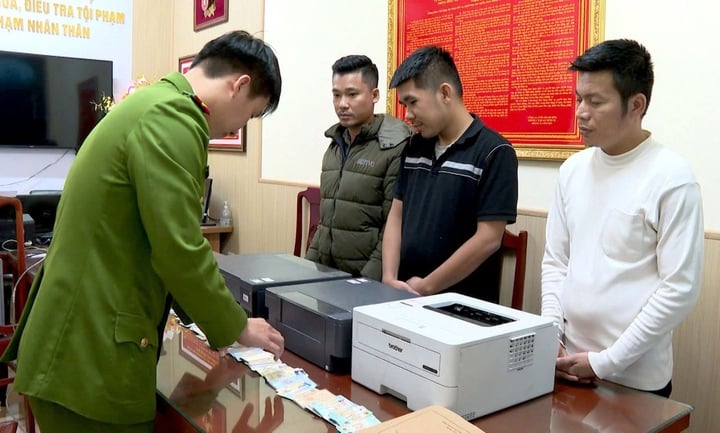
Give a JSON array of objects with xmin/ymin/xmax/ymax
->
[
  {"xmin": 305, "ymin": 55, "xmax": 411, "ymax": 280},
  {"xmin": 2, "ymin": 31, "xmax": 284, "ymax": 432}
]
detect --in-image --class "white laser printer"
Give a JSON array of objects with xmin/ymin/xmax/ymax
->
[{"xmin": 351, "ymin": 293, "xmax": 558, "ymax": 420}]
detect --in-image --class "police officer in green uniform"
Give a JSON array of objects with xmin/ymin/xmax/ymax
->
[{"xmin": 2, "ymin": 30, "xmax": 284, "ymax": 432}]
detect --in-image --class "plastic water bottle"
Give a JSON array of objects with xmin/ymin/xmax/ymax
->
[{"xmin": 219, "ymin": 201, "xmax": 233, "ymax": 226}]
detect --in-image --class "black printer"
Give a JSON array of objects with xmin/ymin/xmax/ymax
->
[
  {"xmin": 215, "ymin": 253, "xmax": 350, "ymax": 318},
  {"xmin": 0, "ymin": 193, "xmax": 61, "ymax": 246},
  {"xmin": 0, "ymin": 213, "xmax": 34, "ymax": 244},
  {"xmin": 266, "ymin": 278, "xmax": 417, "ymax": 373}
]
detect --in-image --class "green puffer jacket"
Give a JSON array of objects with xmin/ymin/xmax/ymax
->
[{"xmin": 306, "ymin": 114, "xmax": 412, "ymax": 280}]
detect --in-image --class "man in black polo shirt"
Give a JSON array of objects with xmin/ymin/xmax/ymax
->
[{"xmin": 381, "ymin": 46, "xmax": 518, "ymax": 302}]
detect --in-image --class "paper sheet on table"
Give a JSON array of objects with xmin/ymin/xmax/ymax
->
[{"xmin": 357, "ymin": 405, "xmax": 486, "ymax": 433}]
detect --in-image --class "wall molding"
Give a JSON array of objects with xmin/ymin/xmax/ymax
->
[{"xmin": 518, "ymin": 208, "xmax": 719, "ymax": 240}]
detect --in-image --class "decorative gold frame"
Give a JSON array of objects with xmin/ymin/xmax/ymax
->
[
  {"xmin": 178, "ymin": 54, "xmax": 194, "ymax": 75},
  {"xmin": 178, "ymin": 54, "xmax": 246, "ymax": 152},
  {"xmin": 194, "ymin": 0, "xmax": 229, "ymax": 32},
  {"xmin": 209, "ymin": 128, "xmax": 246, "ymax": 152},
  {"xmin": 387, "ymin": 0, "xmax": 606, "ymax": 161}
]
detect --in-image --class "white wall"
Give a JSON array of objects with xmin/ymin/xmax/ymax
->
[
  {"xmin": 521, "ymin": 0, "xmax": 720, "ymax": 230},
  {"xmin": 0, "ymin": 148, "xmax": 74, "ymax": 196},
  {"xmin": 0, "ymin": 0, "xmax": 132, "ymax": 195},
  {"xmin": 262, "ymin": 0, "xmax": 389, "ymax": 186},
  {"xmin": 262, "ymin": 0, "xmax": 720, "ymax": 231},
  {"xmin": 603, "ymin": 0, "xmax": 719, "ymax": 231}
]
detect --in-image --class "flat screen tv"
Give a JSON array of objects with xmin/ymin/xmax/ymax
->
[{"xmin": 0, "ymin": 50, "xmax": 113, "ymax": 151}]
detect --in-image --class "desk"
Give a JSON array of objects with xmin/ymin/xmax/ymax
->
[
  {"xmin": 156, "ymin": 322, "xmax": 693, "ymax": 433},
  {"xmin": 201, "ymin": 225, "xmax": 232, "ymax": 253}
]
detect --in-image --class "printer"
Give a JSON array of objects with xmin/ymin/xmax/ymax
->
[
  {"xmin": 266, "ymin": 278, "xmax": 417, "ymax": 373},
  {"xmin": 351, "ymin": 292, "xmax": 558, "ymax": 420},
  {"xmin": 0, "ymin": 213, "xmax": 34, "ymax": 244},
  {"xmin": 215, "ymin": 253, "xmax": 350, "ymax": 318}
]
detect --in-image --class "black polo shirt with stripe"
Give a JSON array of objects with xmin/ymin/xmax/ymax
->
[{"xmin": 393, "ymin": 115, "xmax": 518, "ymax": 302}]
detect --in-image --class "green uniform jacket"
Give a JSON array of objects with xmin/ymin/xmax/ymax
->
[
  {"xmin": 1, "ymin": 73, "xmax": 247, "ymax": 424},
  {"xmin": 305, "ymin": 114, "xmax": 411, "ymax": 280}
]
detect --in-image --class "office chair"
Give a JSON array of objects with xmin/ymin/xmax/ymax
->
[
  {"xmin": 0, "ymin": 197, "xmax": 28, "ymax": 324},
  {"xmin": 0, "ymin": 421, "xmax": 17, "ymax": 433},
  {"xmin": 293, "ymin": 186, "xmax": 321, "ymax": 257},
  {"xmin": 0, "ymin": 197, "xmax": 35, "ymax": 433},
  {"xmin": 501, "ymin": 229, "xmax": 528, "ymax": 311}
]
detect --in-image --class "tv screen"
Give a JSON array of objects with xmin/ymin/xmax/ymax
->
[{"xmin": 0, "ymin": 50, "xmax": 113, "ymax": 151}]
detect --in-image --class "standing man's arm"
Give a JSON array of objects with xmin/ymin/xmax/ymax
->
[
  {"xmin": 362, "ymin": 151, "xmax": 403, "ymax": 280},
  {"xmin": 584, "ymin": 183, "xmax": 703, "ymax": 379},
  {"xmin": 554, "ymin": 183, "xmax": 704, "ymax": 382},
  {"xmin": 304, "ymin": 221, "xmax": 321, "ymax": 262},
  {"xmin": 541, "ymin": 180, "xmax": 570, "ymax": 340},
  {"xmin": 307, "ymin": 142, "xmax": 334, "ymax": 263},
  {"xmin": 130, "ymin": 107, "xmax": 284, "ymax": 358},
  {"xmin": 382, "ymin": 199, "xmax": 414, "ymax": 293},
  {"xmin": 129, "ymin": 110, "xmax": 246, "ymax": 346},
  {"xmin": 407, "ymin": 143, "xmax": 517, "ymax": 296},
  {"xmin": 541, "ymin": 179, "xmax": 576, "ymax": 380},
  {"xmin": 406, "ymin": 221, "xmax": 505, "ymax": 295}
]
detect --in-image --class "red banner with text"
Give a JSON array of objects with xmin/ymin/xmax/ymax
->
[{"xmin": 392, "ymin": 0, "xmax": 604, "ymax": 159}]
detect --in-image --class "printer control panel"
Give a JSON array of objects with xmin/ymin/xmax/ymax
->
[{"xmin": 424, "ymin": 303, "xmax": 515, "ymax": 327}]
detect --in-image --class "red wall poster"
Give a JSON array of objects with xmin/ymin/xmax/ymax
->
[{"xmin": 389, "ymin": 0, "xmax": 605, "ymax": 160}]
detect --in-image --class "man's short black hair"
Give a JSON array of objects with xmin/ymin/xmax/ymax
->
[
  {"xmin": 389, "ymin": 46, "xmax": 463, "ymax": 97},
  {"xmin": 192, "ymin": 30, "xmax": 282, "ymax": 116},
  {"xmin": 331, "ymin": 55, "xmax": 379, "ymax": 89},
  {"xmin": 570, "ymin": 39, "xmax": 654, "ymax": 116}
]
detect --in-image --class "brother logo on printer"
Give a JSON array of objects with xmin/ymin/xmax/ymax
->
[{"xmin": 388, "ymin": 343, "xmax": 403, "ymax": 352}]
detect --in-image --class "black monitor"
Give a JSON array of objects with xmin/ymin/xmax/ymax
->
[{"xmin": 0, "ymin": 50, "xmax": 113, "ymax": 151}]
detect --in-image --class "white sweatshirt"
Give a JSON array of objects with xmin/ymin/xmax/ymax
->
[{"xmin": 542, "ymin": 135, "xmax": 703, "ymax": 390}]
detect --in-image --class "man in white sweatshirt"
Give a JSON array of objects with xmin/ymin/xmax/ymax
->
[{"xmin": 541, "ymin": 39, "xmax": 703, "ymax": 397}]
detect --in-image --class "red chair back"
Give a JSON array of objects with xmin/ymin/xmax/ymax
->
[
  {"xmin": 0, "ymin": 196, "xmax": 35, "ymax": 433},
  {"xmin": 0, "ymin": 420, "xmax": 17, "ymax": 433},
  {"xmin": 501, "ymin": 229, "xmax": 528, "ymax": 310},
  {"xmin": 0, "ymin": 197, "xmax": 27, "ymax": 323},
  {"xmin": 293, "ymin": 187, "xmax": 321, "ymax": 257}
]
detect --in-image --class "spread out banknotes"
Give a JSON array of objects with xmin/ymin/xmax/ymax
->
[{"xmin": 228, "ymin": 344, "xmax": 381, "ymax": 433}]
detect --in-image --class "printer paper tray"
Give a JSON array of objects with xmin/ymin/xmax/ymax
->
[{"xmin": 356, "ymin": 322, "xmax": 441, "ymax": 375}]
